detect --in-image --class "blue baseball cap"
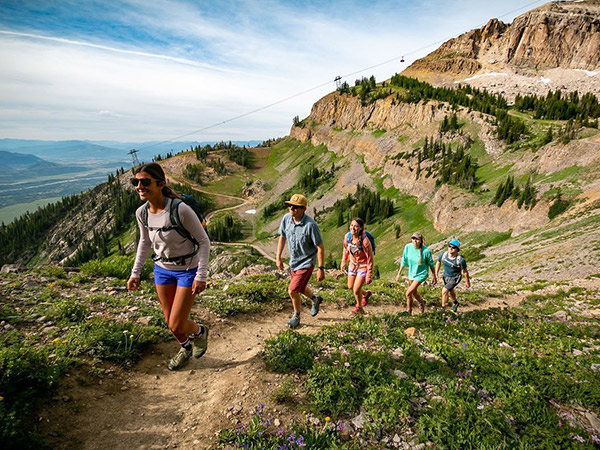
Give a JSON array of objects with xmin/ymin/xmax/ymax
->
[{"xmin": 448, "ymin": 239, "xmax": 461, "ymax": 250}]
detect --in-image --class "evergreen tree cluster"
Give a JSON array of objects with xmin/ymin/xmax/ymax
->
[
  {"xmin": 65, "ymin": 177, "xmax": 140, "ymax": 266},
  {"xmin": 0, "ymin": 195, "xmax": 83, "ymax": 266},
  {"xmin": 337, "ymin": 76, "xmax": 391, "ymax": 106},
  {"xmin": 439, "ymin": 113, "xmax": 460, "ymax": 133},
  {"xmin": 183, "ymin": 163, "xmax": 205, "ymax": 184},
  {"xmin": 298, "ymin": 164, "xmax": 336, "ymax": 194},
  {"xmin": 495, "ymin": 109, "xmax": 527, "ymax": 144},
  {"xmin": 208, "ymin": 158, "xmax": 228, "ymax": 175},
  {"xmin": 409, "ymin": 137, "xmax": 479, "ymax": 191},
  {"xmin": 207, "ymin": 214, "xmax": 242, "ymax": 242},
  {"xmin": 328, "ymin": 184, "xmax": 394, "ymax": 225},
  {"xmin": 193, "ymin": 144, "xmax": 209, "ymax": 161},
  {"xmin": 515, "ymin": 90, "xmax": 600, "ymax": 123},
  {"xmin": 194, "ymin": 141, "xmax": 252, "ymax": 168},
  {"xmin": 491, "ymin": 175, "xmax": 536, "ymax": 209}
]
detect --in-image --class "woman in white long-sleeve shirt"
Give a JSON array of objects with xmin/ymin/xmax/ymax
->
[{"xmin": 127, "ymin": 163, "xmax": 210, "ymax": 371}]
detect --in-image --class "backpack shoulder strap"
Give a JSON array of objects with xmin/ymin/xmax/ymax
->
[
  {"xmin": 169, "ymin": 198, "xmax": 199, "ymax": 246},
  {"xmin": 140, "ymin": 202, "xmax": 150, "ymax": 228},
  {"xmin": 346, "ymin": 232, "xmax": 352, "ymax": 247}
]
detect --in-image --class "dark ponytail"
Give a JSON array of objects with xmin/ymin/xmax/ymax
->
[{"xmin": 135, "ymin": 163, "xmax": 182, "ymax": 199}]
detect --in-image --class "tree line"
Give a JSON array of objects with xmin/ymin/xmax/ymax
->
[
  {"xmin": 207, "ymin": 214, "xmax": 242, "ymax": 242},
  {"xmin": 491, "ymin": 175, "xmax": 536, "ymax": 210},
  {"xmin": 514, "ymin": 90, "xmax": 600, "ymax": 124},
  {"xmin": 317, "ymin": 184, "xmax": 394, "ymax": 226}
]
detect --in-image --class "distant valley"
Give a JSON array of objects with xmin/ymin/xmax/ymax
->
[{"xmin": 0, "ymin": 138, "xmax": 262, "ymax": 224}]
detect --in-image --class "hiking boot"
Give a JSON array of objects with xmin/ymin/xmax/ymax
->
[
  {"xmin": 452, "ymin": 301, "xmax": 459, "ymax": 313},
  {"xmin": 287, "ymin": 313, "xmax": 300, "ymax": 329},
  {"xmin": 192, "ymin": 327, "xmax": 209, "ymax": 359},
  {"xmin": 362, "ymin": 290, "xmax": 372, "ymax": 307},
  {"xmin": 167, "ymin": 347, "xmax": 192, "ymax": 371},
  {"xmin": 310, "ymin": 295, "xmax": 323, "ymax": 317},
  {"xmin": 351, "ymin": 305, "xmax": 365, "ymax": 314}
]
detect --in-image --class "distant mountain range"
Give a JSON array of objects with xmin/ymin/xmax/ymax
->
[{"xmin": 0, "ymin": 138, "xmax": 263, "ymax": 165}]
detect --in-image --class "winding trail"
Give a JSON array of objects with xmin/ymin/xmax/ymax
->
[{"xmin": 168, "ymin": 174, "xmax": 277, "ymax": 263}]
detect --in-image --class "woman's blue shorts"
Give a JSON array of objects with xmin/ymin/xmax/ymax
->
[{"xmin": 153, "ymin": 264, "xmax": 198, "ymax": 287}]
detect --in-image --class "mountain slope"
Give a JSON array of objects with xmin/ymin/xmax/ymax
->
[{"xmin": 402, "ymin": 0, "xmax": 600, "ymax": 100}]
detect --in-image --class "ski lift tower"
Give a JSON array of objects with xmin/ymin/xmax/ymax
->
[
  {"xmin": 128, "ymin": 148, "xmax": 141, "ymax": 167},
  {"xmin": 334, "ymin": 75, "xmax": 342, "ymax": 90}
]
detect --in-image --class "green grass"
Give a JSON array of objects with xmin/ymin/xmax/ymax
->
[
  {"xmin": 372, "ymin": 129, "xmax": 387, "ymax": 138},
  {"xmin": 536, "ymin": 166, "xmax": 587, "ymax": 184},
  {"xmin": 0, "ymin": 196, "xmax": 63, "ymax": 225}
]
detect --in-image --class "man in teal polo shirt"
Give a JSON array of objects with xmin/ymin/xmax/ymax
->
[{"xmin": 276, "ymin": 194, "xmax": 325, "ymax": 329}]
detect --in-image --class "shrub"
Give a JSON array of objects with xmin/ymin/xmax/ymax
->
[
  {"xmin": 45, "ymin": 299, "xmax": 90, "ymax": 324},
  {"xmin": 81, "ymin": 255, "xmax": 152, "ymax": 279},
  {"xmin": 264, "ymin": 330, "xmax": 317, "ymax": 373},
  {"xmin": 306, "ymin": 362, "xmax": 360, "ymax": 416},
  {"xmin": 363, "ymin": 377, "xmax": 418, "ymax": 430},
  {"xmin": 65, "ymin": 319, "xmax": 162, "ymax": 366}
]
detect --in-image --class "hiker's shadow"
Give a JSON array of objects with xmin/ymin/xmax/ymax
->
[{"xmin": 192, "ymin": 352, "xmax": 262, "ymax": 370}]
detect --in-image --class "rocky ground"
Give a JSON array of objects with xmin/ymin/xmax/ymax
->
[{"xmin": 0, "ymin": 266, "xmax": 588, "ymax": 449}]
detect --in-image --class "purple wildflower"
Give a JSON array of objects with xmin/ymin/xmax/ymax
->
[
  {"xmin": 276, "ymin": 428, "xmax": 285, "ymax": 437},
  {"xmin": 344, "ymin": 362, "xmax": 350, "ymax": 368},
  {"xmin": 591, "ymin": 435, "xmax": 600, "ymax": 444},
  {"xmin": 336, "ymin": 421, "xmax": 347, "ymax": 432},
  {"xmin": 287, "ymin": 432, "xmax": 296, "ymax": 443},
  {"xmin": 296, "ymin": 435, "xmax": 306, "ymax": 447},
  {"xmin": 571, "ymin": 434, "xmax": 585, "ymax": 444}
]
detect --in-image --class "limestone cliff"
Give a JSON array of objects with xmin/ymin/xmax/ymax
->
[
  {"xmin": 290, "ymin": 90, "xmax": 599, "ymax": 235},
  {"xmin": 403, "ymin": 1, "xmax": 600, "ymax": 99}
]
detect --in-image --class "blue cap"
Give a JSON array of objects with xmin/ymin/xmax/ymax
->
[{"xmin": 449, "ymin": 239, "xmax": 461, "ymax": 249}]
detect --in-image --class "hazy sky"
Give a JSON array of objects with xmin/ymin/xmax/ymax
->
[{"xmin": 0, "ymin": 0, "xmax": 545, "ymax": 142}]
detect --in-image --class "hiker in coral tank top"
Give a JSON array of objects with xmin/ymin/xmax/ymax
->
[{"xmin": 341, "ymin": 218, "xmax": 374, "ymax": 315}]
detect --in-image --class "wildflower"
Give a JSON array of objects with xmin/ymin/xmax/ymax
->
[
  {"xmin": 62, "ymin": 340, "xmax": 68, "ymax": 344},
  {"xmin": 336, "ymin": 421, "xmax": 347, "ymax": 432},
  {"xmin": 477, "ymin": 405, "xmax": 484, "ymax": 410},
  {"xmin": 461, "ymin": 343, "xmax": 468, "ymax": 349},
  {"xmin": 591, "ymin": 435, "xmax": 600, "ymax": 444},
  {"xmin": 302, "ymin": 410, "xmax": 307, "ymax": 416},
  {"xmin": 0, "ymin": 396, "xmax": 3, "ymax": 402},
  {"xmin": 344, "ymin": 362, "xmax": 350, "ymax": 368},
  {"xmin": 287, "ymin": 432, "xmax": 296, "ymax": 443},
  {"xmin": 325, "ymin": 416, "xmax": 331, "ymax": 422},
  {"xmin": 333, "ymin": 361, "xmax": 339, "ymax": 365},
  {"xmin": 571, "ymin": 434, "xmax": 585, "ymax": 444},
  {"xmin": 276, "ymin": 427, "xmax": 285, "ymax": 437},
  {"xmin": 53, "ymin": 338, "xmax": 60, "ymax": 343},
  {"xmin": 296, "ymin": 435, "xmax": 305, "ymax": 447}
]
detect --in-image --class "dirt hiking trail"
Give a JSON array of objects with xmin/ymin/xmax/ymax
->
[{"xmin": 38, "ymin": 289, "xmax": 541, "ymax": 450}]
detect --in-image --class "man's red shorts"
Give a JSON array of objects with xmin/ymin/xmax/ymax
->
[{"xmin": 289, "ymin": 266, "xmax": 314, "ymax": 294}]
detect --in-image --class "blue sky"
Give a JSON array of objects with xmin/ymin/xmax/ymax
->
[{"xmin": 0, "ymin": 0, "xmax": 545, "ymax": 142}]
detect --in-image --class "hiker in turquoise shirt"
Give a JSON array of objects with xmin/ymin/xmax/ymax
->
[{"xmin": 395, "ymin": 232, "xmax": 437, "ymax": 314}]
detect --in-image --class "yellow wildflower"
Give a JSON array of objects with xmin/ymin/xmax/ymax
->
[
  {"xmin": 0, "ymin": 396, "xmax": 3, "ymax": 401},
  {"xmin": 325, "ymin": 417, "xmax": 331, "ymax": 422},
  {"xmin": 53, "ymin": 338, "xmax": 60, "ymax": 343}
]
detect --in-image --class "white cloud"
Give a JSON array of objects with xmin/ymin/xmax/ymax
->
[{"xmin": 0, "ymin": 0, "xmax": 539, "ymax": 141}]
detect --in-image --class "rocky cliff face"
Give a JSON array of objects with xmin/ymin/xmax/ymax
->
[
  {"xmin": 290, "ymin": 92, "xmax": 558, "ymax": 235},
  {"xmin": 403, "ymin": 1, "xmax": 600, "ymax": 99}
]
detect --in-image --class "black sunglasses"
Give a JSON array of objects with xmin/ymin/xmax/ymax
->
[
  {"xmin": 288, "ymin": 204, "xmax": 303, "ymax": 210},
  {"xmin": 411, "ymin": 237, "xmax": 420, "ymax": 241},
  {"xmin": 448, "ymin": 245, "xmax": 458, "ymax": 250},
  {"xmin": 130, "ymin": 177, "xmax": 153, "ymax": 187}
]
